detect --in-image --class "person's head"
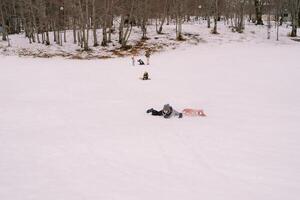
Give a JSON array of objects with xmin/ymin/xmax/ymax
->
[{"xmin": 163, "ymin": 104, "xmax": 172, "ymax": 115}]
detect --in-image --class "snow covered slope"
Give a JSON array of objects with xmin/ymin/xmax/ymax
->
[{"xmin": 1, "ymin": 34, "xmax": 300, "ymax": 199}]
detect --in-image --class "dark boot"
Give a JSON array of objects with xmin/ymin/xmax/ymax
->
[{"xmin": 146, "ymin": 108, "xmax": 154, "ymax": 113}]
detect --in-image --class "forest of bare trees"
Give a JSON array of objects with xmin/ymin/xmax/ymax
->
[{"xmin": 0, "ymin": 0, "xmax": 299, "ymax": 50}]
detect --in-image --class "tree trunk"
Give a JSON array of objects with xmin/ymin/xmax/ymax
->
[
  {"xmin": 73, "ymin": 17, "xmax": 77, "ymax": 44},
  {"xmin": 64, "ymin": 30, "xmax": 67, "ymax": 43},
  {"xmin": 108, "ymin": 15, "xmax": 113, "ymax": 42},
  {"xmin": 84, "ymin": 0, "xmax": 89, "ymax": 50},
  {"xmin": 175, "ymin": 1, "xmax": 183, "ymax": 40},
  {"xmin": 0, "ymin": 2, "xmax": 7, "ymax": 41},
  {"xmin": 119, "ymin": 5, "xmax": 134, "ymax": 48},
  {"xmin": 212, "ymin": 0, "xmax": 218, "ymax": 34},
  {"xmin": 291, "ymin": 15, "xmax": 297, "ymax": 37},
  {"xmin": 29, "ymin": 0, "xmax": 38, "ymax": 43},
  {"xmin": 42, "ymin": 32, "xmax": 45, "ymax": 43},
  {"xmin": 78, "ymin": 0, "xmax": 89, "ymax": 50},
  {"xmin": 102, "ymin": 25, "xmax": 108, "ymax": 46},
  {"xmin": 156, "ymin": 0, "xmax": 168, "ymax": 34},
  {"xmin": 46, "ymin": 31, "xmax": 50, "ymax": 45},
  {"xmin": 141, "ymin": 18, "xmax": 147, "ymax": 39},
  {"xmin": 92, "ymin": 0, "xmax": 98, "ymax": 46},
  {"xmin": 298, "ymin": 9, "xmax": 300, "ymax": 27},
  {"xmin": 176, "ymin": 16, "xmax": 183, "ymax": 40},
  {"xmin": 77, "ymin": 30, "xmax": 81, "ymax": 46},
  {"xmin": 56, "ymin": 29, "xmax": 60, "ymax": 45},
  {"xmin": 207, "ymin": 16, "xmax": 211, "ymax": 28},
  {"xmin": 254, "ymin": 0, "xmax": 264, "ymax": 25},
  {"xmin": 237, "ymin": 1, "xmax": 245, "ymax": 33},
  {"xmin": 102, "ymin": 0, "xmax": 108, "ymax": 46},
  {"xmin": 119, "ymin": 15, "xmax": 123, "ymax": 44},
  {"xmin": 290, "ymin": 0, "xmax": 300, "ymax": 37}
]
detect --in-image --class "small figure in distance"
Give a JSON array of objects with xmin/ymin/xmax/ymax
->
[
  {"xmin": 131, "ymin": 55, "xmax": 135, "ymax": 66},
  {"xmin": 141, "ymin": 71, "xmax": 150, "ymax": 80},
  {"xmin": 138, "ymin": 59, "xmax": 145, "ymax": 65},
  {"xmin": 145, "ymin": 50, "xmax": 151, "ymax": 65},
  {"xmin": 147, "ymin": 104, "xmax": 183, "ymax": 119}
]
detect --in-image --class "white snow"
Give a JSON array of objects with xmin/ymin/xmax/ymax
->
[{"xmin": 1, "ymin": 23, "xmax": 300, "ymax": 200}]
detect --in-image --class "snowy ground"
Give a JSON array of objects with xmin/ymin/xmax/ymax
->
[{"xmin": 1, "ymin": 23, "xmax": 300, "ymax": 200}]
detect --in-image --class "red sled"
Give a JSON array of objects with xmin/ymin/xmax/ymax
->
[{"xmin": 182, "ymin": 109, "xmax": 207, "ymax": 117}]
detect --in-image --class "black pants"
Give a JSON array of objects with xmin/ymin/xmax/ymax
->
[{"xmin": 151, "ymin": 109, "xmax": 163, "ymax": 116}]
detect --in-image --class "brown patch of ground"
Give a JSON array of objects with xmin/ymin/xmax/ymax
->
[
  {"xmin": 291, "ymin": 38, "xmax": 300, "ymax": 42},
  {"xmin": 7, "ymin": 32, "xmax": 202, "ymax": 59}
]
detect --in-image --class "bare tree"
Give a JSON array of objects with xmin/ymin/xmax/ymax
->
[
  {"xmin": 0, "ymin": 0, "xmax": 8, "ymax": 41},
  {"xmin": 172, "ymin": 0, "xmax": 185, "ymax": 40},
  {"xmin": 212, "ymin": 0, "xmax": 219, "ymax": 34},
  {"xmin": 155, "ymin": 0, "xmax": 169, "ymax": 34},
  {"xmin": 92, "ymin": 0, "xmax": 99, "ymax": 47},
  {"xmin": 1, "ymin": 0, "xmax": 299, "ymax": 50},
  {"xmin": 288, "ymin": 0, "xmax": 300, "ymax": 37},
  {"xmin": 118, "ymin": 0, "xmax": 135, "ymax": 48},
  {"xmin": 254, "ymin": 0, "xmax": 264, "ymax": 25}
]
